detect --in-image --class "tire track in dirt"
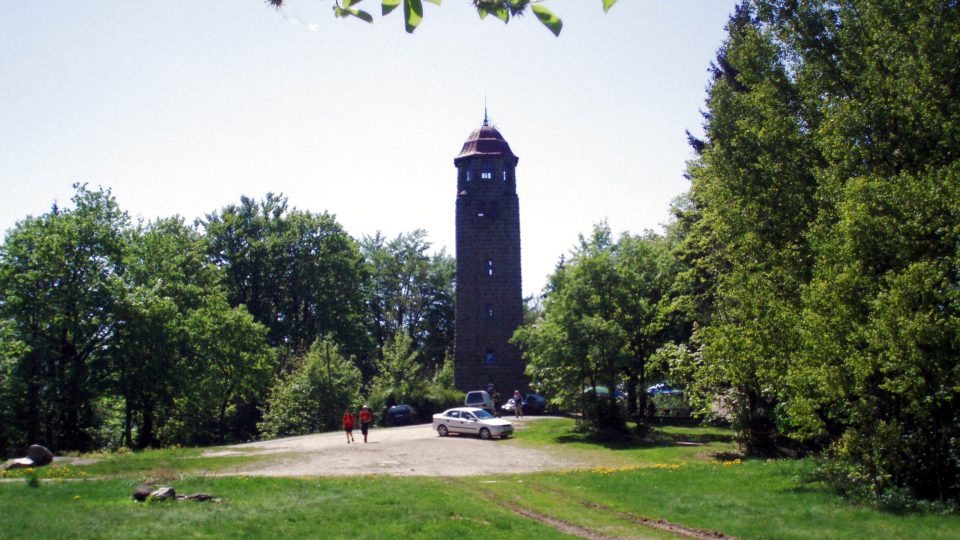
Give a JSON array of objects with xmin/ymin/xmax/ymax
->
[
  {"xmin": 531, "ymin": 483, "xmax": 736, "ymax": 540},
  {"xmin": 445, "ymin": 477, "xmax": 622, "ymax": 540},
  {"xmin": 448, "ymin": 477, "xmax": 735, "ymax": 540},
  {"xmin": 581, "ymin": 500, "xmax": 734, "ymax": 540}
]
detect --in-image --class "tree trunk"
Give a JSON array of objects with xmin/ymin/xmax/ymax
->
[
  {"xmin": 745, "ymin": 388, "xmax": 776, "ymax": 456},
  {"xmin": 60, "ymin": 336, "xmax": 89, "ymax": 451},
  {"xmin": 638, "ymin": 357, "xmax": 648, "ymax": 422},
  {"xmin": 123, "ymin": 400, "xmax": 133, "ymax": 449},
  {"xmin": 218, "ymin": 382, "xmax": 235, "ymax": 444},
  {"xmin": 25, "ymin": 348, "xmax": 42, "ymax": 447},
  {"xmin": 139, "ymin": 402, "xmax": 155, "ymax": 449},
  {"xmin": 625, "ymin": 371, "xmax": 638, "ymax": 418}
]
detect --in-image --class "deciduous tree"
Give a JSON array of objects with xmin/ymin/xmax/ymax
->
[
  {"xmin": 202, "ymin": 194, "xmax": 369, "ymax": 365},
  {"xmin": 0, "ymin": 184, "xmax": 128, "ymax": 451},
  {"xmin": 362, "ymin": 230, "xmax": 454, "ymax": 377}
]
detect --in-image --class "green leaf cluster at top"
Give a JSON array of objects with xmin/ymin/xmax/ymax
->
[
  {"xmin": 334, "ymin": 0, "xmax": 374, "ymax": 23},
  {"xmin": 273, "ymin": 0, "xmax": 618, "ymax": 35}
]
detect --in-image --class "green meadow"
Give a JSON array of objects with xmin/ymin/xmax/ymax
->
[{"xmin": 2, "ymin": 419, "xmax": 957, "ymax": 539}]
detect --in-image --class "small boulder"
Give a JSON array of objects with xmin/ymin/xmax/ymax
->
[
  {"xmin": 26, "ymin": 445, "xmax": 53, "ymax": 467},
  {"xmin": 132, "ymin": 485, "xmax": 155, "ymax": 502},
  {"xmin": 182, "ymin": 493, "xmax": 214, "ymax": 502},
  {"xmin": 149, "ymin": 487, "xmax": 176, "ymax": 501},
  {"xmin": 5, "ymin": 457, "xmax": 35, "ymax": 470}
]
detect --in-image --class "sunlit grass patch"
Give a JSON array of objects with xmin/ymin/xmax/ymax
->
[
  {"xmin": 472, "ymin": 459, "xmax": 960, "ymax": 539},
  {"xmin": 2, "ymin": 446, "xmax": 268, "ymax": 481},
  {"xmin": 0, "ymin": 475, "xmax": 570, "ymax": 539},
  {"xmin": 1, "ymin": 464, "xmax": 90, "ymax": 481},
  {"xmin": 513, "ymin": 417, "xmax": 740, "ymax": 467}
]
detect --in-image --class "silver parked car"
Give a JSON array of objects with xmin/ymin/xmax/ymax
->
[{"xmin": 432, "ymin": 407, "xmax": 514, "ymax": 439}]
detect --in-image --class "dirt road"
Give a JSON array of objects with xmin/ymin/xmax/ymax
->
[{"xmin": 209, "ymin": 416, "xmax": 587, "ymax": 477}]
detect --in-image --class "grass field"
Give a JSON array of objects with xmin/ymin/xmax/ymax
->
[
  {"xmin": 1, "ymin": 419, "xmax": 958, "ymax": 539},
  {"xmin": 0, "ymin": 476, "xmax": 571, "ymax": 539}
]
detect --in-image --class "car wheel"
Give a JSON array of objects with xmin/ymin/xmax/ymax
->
[
  {"xmin": 479, "ymin": 427, "xmax": 491, "ymax": 440},
  {"xmin": 438, "ymin": 425, "xmax": 448, "ymax": 437}
]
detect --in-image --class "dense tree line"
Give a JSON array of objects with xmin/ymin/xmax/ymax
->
[
  {"xmin": 678, "ymin": 0, "xmax": 959, "ymax": 505},
  {"xmin": 517, "ymin": 0, "xmax": 958, "ymax": 506},
  {"xmin": 0, "ymin": 186, "xmax": 457, "ymax": 455}
]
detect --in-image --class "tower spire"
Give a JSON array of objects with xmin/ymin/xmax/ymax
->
[{"xmin": 483, "ymin": 96, "xmax": 489, "ymax": 126}]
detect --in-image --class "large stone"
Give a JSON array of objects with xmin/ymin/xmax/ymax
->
[
  {"xmin": 4, "ymin": 457, "xmax": 34, "ymax": 470},
  {"xmin": 26, "ymin": 445, "xmax": 53, "ymax": 467},
  {"xmin": 149, "ymin": 487, "xmax": 176, "ymax": 501}
]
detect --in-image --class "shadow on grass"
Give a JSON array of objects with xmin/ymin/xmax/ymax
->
[
  {"xmin": 551, "ymin": 426, "xmax": 736, "ymax": 451},
  {"xmin": 653, "ymin": 430, "xmax": 737, "ymax": 445},
  {"xmin": 710, "ymin": 451, "xmax": 745, "ymax": 461}
]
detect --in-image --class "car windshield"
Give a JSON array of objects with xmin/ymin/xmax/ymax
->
[{"xmin": 473, "ymin": 409, "xmax": 494, "ymax": 420}]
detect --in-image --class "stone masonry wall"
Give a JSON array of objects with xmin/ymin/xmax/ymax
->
[{"xmin": 454, "ymin": 155, "xmax": 527, "ymax": 396}]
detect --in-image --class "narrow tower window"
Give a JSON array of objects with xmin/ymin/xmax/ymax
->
[
  {"xmin": 466, "ymin": 171, "xmax": 472, "ymax": 182},
  {"xmin": 486, "ymin": 259, "xmax": 494, "ymax": 276},
  {"xmin": 486, "ymin": 304, "xmax": 494, "ymax": 319},
  {"xmin": 502, "ymin": 170, "xmax": 507, "ymax": 181},
  {"xmin": 481, "ymin": 171, "xmax": 492, "ymax": 180}
]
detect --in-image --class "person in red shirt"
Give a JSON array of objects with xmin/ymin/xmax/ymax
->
[
  {"xmin": 359, "ymin": 406, "xmax": 373, "ymax": 443},
  {"xmin": 342, "ymin": 409, "xmax": 355, "ymax": 444}
]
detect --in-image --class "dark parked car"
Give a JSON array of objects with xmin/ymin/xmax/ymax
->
[
  {"xmin": 385, "ymin": 404, "xmax": 419, "ymax": 426},
  {"xmin": 500, "ymin": 393, "xmax": 546, "ymax": 415}
]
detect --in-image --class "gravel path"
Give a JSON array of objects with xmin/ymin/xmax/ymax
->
[{"xmin": 209, "ymin": 416, "xmax": 588, "ymax": 477}]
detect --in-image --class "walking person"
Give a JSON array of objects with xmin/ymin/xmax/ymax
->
[
  {"xmin": 492, "ymin": 390, "xmax": 501, "ymax": 417},
  {"xmin": 359, "ymin": 405, "xmax": 373, "ymax": 443},
  {"xmin": 343, "ymin": 408, "xmax": 355, "ymax": 444},
  {"xmin": 512, "ymin": 389, "xmax": 523, "ymax": 418}
]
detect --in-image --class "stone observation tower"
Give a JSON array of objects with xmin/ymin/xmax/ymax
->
[{"xmin": 453, "ymin": 116, "xmax": 526, "ymax": 394}]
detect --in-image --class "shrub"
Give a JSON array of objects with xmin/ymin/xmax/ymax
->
[{"xmin": 258, "ymin": 339, "xmax": 361, "ymax": 438}]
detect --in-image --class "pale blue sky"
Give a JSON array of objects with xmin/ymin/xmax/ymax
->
[{"xmin": 1, "ymin": 1, "xmax": 736, "ymax": 296}]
